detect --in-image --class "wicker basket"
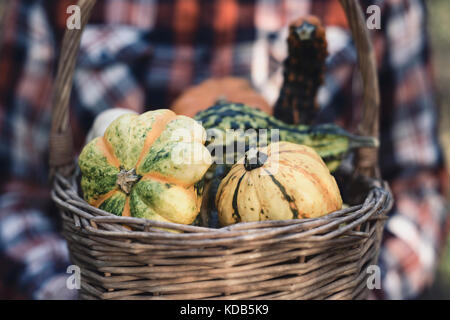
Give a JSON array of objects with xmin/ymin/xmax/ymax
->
[{"xmin": 50, "ymin": 0, "xmax": 393, "ymax": 300}]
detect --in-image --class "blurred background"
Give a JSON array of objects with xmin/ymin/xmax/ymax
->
[
  {"xmin": 422, "ymin": 0, "xmax": 450, "ymax": 299},
  {"xmin": 0, "ymin": 0, "xmax": 448, "ymax": 299}
]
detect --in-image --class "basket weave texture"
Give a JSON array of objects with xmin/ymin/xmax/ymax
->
[{"xmin": 50, "ymin": 0, "xmax": 393, "ymax": 300}]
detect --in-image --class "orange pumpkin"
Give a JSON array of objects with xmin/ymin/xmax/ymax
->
[{"xmin": 171, "ymin": 77, "xmax": 272, "ymax": 117}]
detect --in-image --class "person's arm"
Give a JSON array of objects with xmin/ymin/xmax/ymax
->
[
  {"xmin": 373, "ymin": 0, "xmax": 449, "ymax": 299},
  {"xmin": 0, "ymin": 1, "xmax": 76, "ymax": 299}
]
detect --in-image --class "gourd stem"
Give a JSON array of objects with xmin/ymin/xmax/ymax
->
[
  {"xmin": 244, "ymin": 150, "xmax": 268, "ymax": 171},
  {"xmin": 116, "ymin": 168, "xmax": 141, "ymax": 194}
]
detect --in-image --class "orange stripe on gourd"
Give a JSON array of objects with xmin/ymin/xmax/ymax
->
[
  {"xmin": 95, "ymin": 138, "xmax": 121, "ymax": 169},
  {"xmin": 141, "ymin": 172, "xmax": 191, "ymax": 189},
  {"xmin": 277, "ymin": 160, "xmax": 337, "ymax": 213},
  {"xmin": 135, "ymin": 111, "xmax": 177, "ymax": 169},
  {"xmin": 90, "ymin": 188, "xmax": 118, "ymax": 207},
  {"xmin": 122, "ymin": 197, "xmax": 131, "ymax": 217}
]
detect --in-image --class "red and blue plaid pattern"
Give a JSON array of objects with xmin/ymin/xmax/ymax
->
[{"xmin": 0, "ymin": 0, "xmax": 448, "ymax": 299}]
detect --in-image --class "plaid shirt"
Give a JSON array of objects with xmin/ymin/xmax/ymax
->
[{"xmin": 0, "ymin": 0, "xmax": 448, "ymax": 299}]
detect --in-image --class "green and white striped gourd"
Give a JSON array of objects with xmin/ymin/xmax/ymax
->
[{"xmin": 194, "ymin": 102, "xmax": 377, "ymax": 172}]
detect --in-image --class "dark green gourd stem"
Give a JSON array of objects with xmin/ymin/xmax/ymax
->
[
  {"xmin": 244, "ymin": 150, "xmax": 268, "ymax": 171},
  {"xmin": 274, "ymin": 16, "xmax": 328, "ymax": 125}
]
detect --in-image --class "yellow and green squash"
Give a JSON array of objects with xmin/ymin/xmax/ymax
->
[
  {"xmin": 216, "ymin": 142, "xmax": 343, "ymax": 226},
  {"xmin": 78, "ymin": 109, "xmax": 212, "ymax": 225}
]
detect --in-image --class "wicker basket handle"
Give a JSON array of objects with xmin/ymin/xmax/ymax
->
[
  {"xmin": 340, "ymin": 0, "xmax": 381, "ymax": 179},
  {"xmin": 49, "ymin": 0, "xmax": 380, "ymax": 178},
  {"xmin": 49, "ymin": 0, "xmax": 96, "ymax": 178}
]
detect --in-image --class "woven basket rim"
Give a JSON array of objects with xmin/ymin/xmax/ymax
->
[{"xmin": 52, "ymin": 167, "xmax": 393, "ymax": 243}]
